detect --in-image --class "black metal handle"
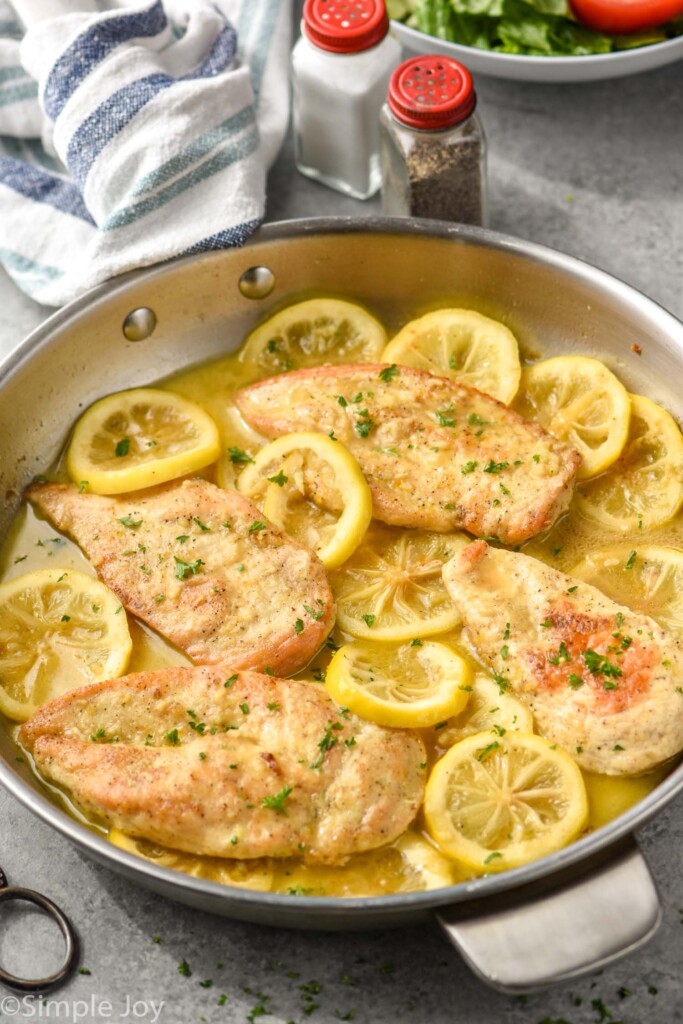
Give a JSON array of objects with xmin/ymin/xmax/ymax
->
[{"xmin": 0, "ymin": 886, "xmax": 78, "ymax": 992}]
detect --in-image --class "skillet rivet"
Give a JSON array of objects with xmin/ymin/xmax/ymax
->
[
  {"xmin": 238, "ymin": 266, "xmax": 276, "ymax": 299},
  {"xmin": 122, "ymin": 307, "xmax": 157, "ymax": 342}
]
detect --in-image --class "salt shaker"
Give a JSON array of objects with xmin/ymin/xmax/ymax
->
[
  {"xmin": 380, "ymin": 55, "xmax": 488, "ymax": 226},
  {"xmin": 291, "ymin": 0, "xmax": 401, "ymax": 200}
]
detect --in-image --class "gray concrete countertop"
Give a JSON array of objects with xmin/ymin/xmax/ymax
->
[{"xmin": 1, "ymin": 42, "xmax": 683, "ymax": 1024}]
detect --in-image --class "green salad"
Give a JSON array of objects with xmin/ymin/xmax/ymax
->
[{"xmin": 388, "ymin": 0, "xmax": 683, "ymax": 56}]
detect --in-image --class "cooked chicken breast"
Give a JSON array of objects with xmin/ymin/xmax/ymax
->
[
  {"xmin": 234, "ymin": 365, "xmax": 581, "ymax": 544},
  {"xmin": 20, "ymin": 666, "xmax": 426, "ymax": 863},
  {"xmin": 443, "ymin": 541, "xmax": 683, "ymax": 775},
  {"xmin": 26, "ymin": 479, "xmax": 334, "ymax": 676}
]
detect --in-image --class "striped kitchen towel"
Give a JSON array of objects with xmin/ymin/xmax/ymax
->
[{"xmin": 0, "ymin": 0, "xmax": 291, "ymax": 306}]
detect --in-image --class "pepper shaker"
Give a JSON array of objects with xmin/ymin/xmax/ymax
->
[
  {"xmin": 291, "ymin": 0, "xmax": 401, "ymax": 200},
  {"xmin": 380, "ymin": 55, "xmax": 488, "ymax": 226}
]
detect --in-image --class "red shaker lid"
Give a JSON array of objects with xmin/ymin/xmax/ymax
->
[
  {"xmin": 302, "ymin": 0, "xmax": 390, "ymax": 54},
  {"xmin": 388, "ymin": 55, "xmax": 476, "ymax": 130}
]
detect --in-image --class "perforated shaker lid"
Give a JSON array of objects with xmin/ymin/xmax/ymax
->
[
  {"xmin": 388, "ymin": 55, "xmax": 476, "ymax": 130},
  {"xmin": 302, "ymin": 0, "xmax": 390, "ymax": 54}
]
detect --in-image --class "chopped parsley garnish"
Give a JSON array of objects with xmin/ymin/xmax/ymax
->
[
  {"xmin": 467, "ymin": 412, "xmax": 491, "ymax": 428},
  {"xmin": 174, "ymin": 556, "xmax": 204, "ymax": 580},
  {"xmin": 61, "ymin": 614, "xmax": 71, "ymax": 622},
  {"xmin": 461, "ymin": 461, "xmax": 478, "ymax": 475},
  {"xmin": 224, "ymin": 674, "xmax": 238, "ymax": 688},
  {"xmin": 549, "ymin": 641, "xmax": 570, "ymax": 666},
  {"xmin": 78, "ymin": 480, "xmax": 88, "ymax": 493},
  {"xmin": 114, "ymin": 438, "xmax": 130, "ymax": 457},
  {"xmin": 310, "ymin": 723, "xmax": 340, "ymax": 768},
  {"xmin": 177, "ymin": 960, "xmax": 191, "ymax": 977},
  {"xmin": 227, "ymin": 446, "xmax": 254, "ymax": 464},
  {"xmin": 248, "ymin": 520, "xmax": 267, "ymax": 534},
  {"xmin": 435, "ymin": 408, "xmax": 456, "ymax": 427},
  {"xmin": 483, "ymin": 851, "xmax": 502, "ymax": 865},
  {"xmin": 532, "ymin": 453, "xmax": 540, "ymax": 463},
  {"xmin": 304, "ymin": 603, "xmax": 324, "ymax": 621},
  {"xmin": 176, "ymin": 534, "xmax": 189, "ymax": 543},
  {"xmin": 567, "ymin": 585, "xmax": 578, "ymax": 594},
  {"xmin": 483, "ymin": 459, "xmax": 509, "ymax": 474},
  {"xmin": 411, "ymin": 638, "xmax": 423, "ymax": 647},
  {"xmin": 118, "ymin": 515, "xmax": 142, "ymax": 529},
  {"xmin": 492, "ymin": 672, "xmax": 508, "ymax": 694},
  {"xmin": 362, "ymin": 613, "xmax": 376, "ymax": 627},
  {"xmin": 336, "ymin": 395, "xmax": 348, "ymax": 407},
  {"xmin": 503, "ymin": 622, "xmax": 511, "ymax": 640},
  {"xmin": 239, "ymin": 702, "xmax": 249, "ymax": 715},
  {"xmin": 165, "ymin": 729, "xmax": 180, "ymax": 746},
  {"xmin": 354, "ymin": 416, "xmax": 373, "ymax": 438},
  {"xmin": 625, "ymin": 549, "xmax": 637, "ymax": 569},
  {"xmin": 568, "ymin": 674, "xmax": 584, "ymax": 689},
  {"xmin": 583, "ymin": 649, "xmax": 623, "ymax": 678},
  {"xmin": 378, "ymin": 364, "xmax": 399, "ymax": 383},
  {"xmin": 262, "ymin": 784, "xmax": 293, "ymax": 814},
  {"xmin": 267, "ymin": 702, "xmax": 280, "ymax": 711},
  {"xmin": 476, "ymin": 740, "xmax": 501, "ymax": 761},
  {"xmin": 267, "ymin": 471, "xmax": 288, "ymax": 486},
  {"xmin": 294, "ymin": 618, "xmax": 304, "ymax": 635},
  {"xmin": 193, "ymin": 517, "xmax": 210, "ymax": 532}
]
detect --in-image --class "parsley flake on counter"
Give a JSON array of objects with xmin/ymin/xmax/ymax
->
[{"xmin": 178, "ymin": 960, "xmax": 192, "ymax": 977}]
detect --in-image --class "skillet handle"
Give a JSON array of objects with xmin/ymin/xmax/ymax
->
[{"xmin": 436, "ymin": 837, "xmax": 661, "ymax": 993}]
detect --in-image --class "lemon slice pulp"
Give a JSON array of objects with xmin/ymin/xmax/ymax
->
[
  {"xmin": 331, "ymin": 524, "xmax": 469, "ymax": 641},
  {"xmin": 576, "ymin": 394, "xmax": 683, "ymax": 532},
  {"xmin": 516, "ymin": 355, "xmax": 630, "ymax": 479},
  {"xmin": 67, "ymin": 388, "xmax": 221, "ymax": 495},
  {"xmin": 381, "ymin": 309, "xmax": 522, "ymax": 404},
  {"xmin": 424, "ymin": 731, "xmax": 588, "ymax": 872},
  {"xmin": 108, "ymin": 830, "xmax": 273, "ymax": 891},
  {"xmin": 0, "ymin": 568, "xmax": 132, "ymax": 721},
  {"xmin": 572, "ymin": 544, "xmax": 683, "ymax": 640},
  {"xmin": 239, "ymin": 298, "xmax": 387, "ymax": 376},
  {"xmin": 436, "ymin": 672, "xmax": 534, "ymax": 749},
  {"xmin": 237, "ymin": 432, "xmax": 372, "ymax": 569},
  {"xmin": 392, "ymin": 833, "xmax": 455, "ymax": 890},
  {"xmin": 325, "ymin": 640, "xmax": 472, "ymax": 729}
]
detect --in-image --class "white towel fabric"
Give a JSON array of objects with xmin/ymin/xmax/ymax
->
[{"xmin": 0, "ymin": 0, "xmax": 291, "ymax": 306}]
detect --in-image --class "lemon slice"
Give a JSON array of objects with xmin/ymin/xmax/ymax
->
[
  {"xmin": 108, "ymin": 830, "xmax": 273, "ymax": 891},
  {"xmin": 67, "ymin": 388, "xmax": 221, "ymax": 495},
  {"xmin": 393, "ymin": 833, "xmax": 455, "ymax": 890},
  {"xmin": 325, "ymin": 640, "xmax": 472, "ymax": 729},
  {"xmin": 381, "ymin": 309, "xmax": 522, "ymax": 403},
  {"xmin": 424, "ymin": 732, "xmax": 588, "ymax": 872},
  {"xmin": 571, "ymin": 544, "xmax": 683, "ymax": 640},
  {"xmin": 331, "ymin": 524, "xmax": 469, "ymax": 641},
  {"xmin": 237, "ymin": 432, "xmax": 372, "ymax": 569},
  {"xmin": 516, "ymin": 356, "xmax": 630, "ymax": 479},
  {"xmin": 437, "ymin": 672, "xmax": 534, "ymax": 749},
  {"xmin": 0, "ymin": 569, "xmax": 132, "ymax": 721},
  {"xmin": 239, "ymin": 298, "xmax": 387, "ymax": 376},
  {"xmin": 576, "ymin": 394, "xmax": 683, "ymax": 532}
]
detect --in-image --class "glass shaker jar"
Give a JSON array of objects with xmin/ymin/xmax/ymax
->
[
  {"xmin": 291, "ymin": 0, "xmax": 401, "ymax": 200},
  {"xmin": 380, "ymin": 55, "xmax": 488, "ymax": 226}
]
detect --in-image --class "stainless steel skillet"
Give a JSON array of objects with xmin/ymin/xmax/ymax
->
[{"xmin": 0, "ymin": 217, "xmax": 681, "ymax": 993}]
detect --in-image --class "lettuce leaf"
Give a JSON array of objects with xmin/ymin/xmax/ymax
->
[{"xmin": 403, "ymin": 0, "xmax": 682, "ymax": 56}]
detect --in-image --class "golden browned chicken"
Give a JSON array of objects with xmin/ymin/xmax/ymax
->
[
  {"xmin": 233, "ymin": 365, "xmax": 581, "ymax": 544},
  {"xmin": 26, "ymin": 479, "xmax": 334, "ymax": 676},
  {"xmin": 442, "ymin": 541, "xmax": 683, "ymax": 775},
  {"xmin": 20, "ymin": 666, "xmax": 426, "ymax": 863}
]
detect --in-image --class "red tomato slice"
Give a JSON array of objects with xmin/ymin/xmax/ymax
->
[{"xmin": 570, "ymin": 0, "xmax": 683, "ymax": 33}]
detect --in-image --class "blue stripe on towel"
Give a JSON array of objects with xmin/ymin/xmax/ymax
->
[
  {"xmin": 67, "ymin": 22, "xmax": 238, "ymax": 189},
  {"xmin": 43, "ymin": 1, "xmax": 167, "ymax": 121},
  {"xmin": 0, "ymin": 20, "xmax": 22, "ymax": 41},
  {"xmin": 0, "ymin": 247, "xmax": 63, "ymax": 291},
  {"xmin": 0, "ymin": 66, "xmax": 27, "ymax": 85},
  {"xmin": 0, "ymin": 157, "xmax": 94, "ymax": 222},
  {"xmin": 102, "ymin": 122, "xmax": 259, "ymax": 231},
  {"xmin": 182, "ymin": 219, "xmax": 262, "ymax": 254},
  {"xmin": 249, "ymin": 0, "xmax": 281, "ymax": 107},
  {"xmin": 129, "ymin": 106, "xmax": 255, "ymax": 198},
  {"xmin": 0, "ymin": 81, "xmax": 38, "ymax": 106}
]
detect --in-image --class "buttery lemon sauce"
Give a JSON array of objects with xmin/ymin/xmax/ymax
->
[{"xmin": 0, "ymin": 343, "xmax": 679, "ymax": 897}]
